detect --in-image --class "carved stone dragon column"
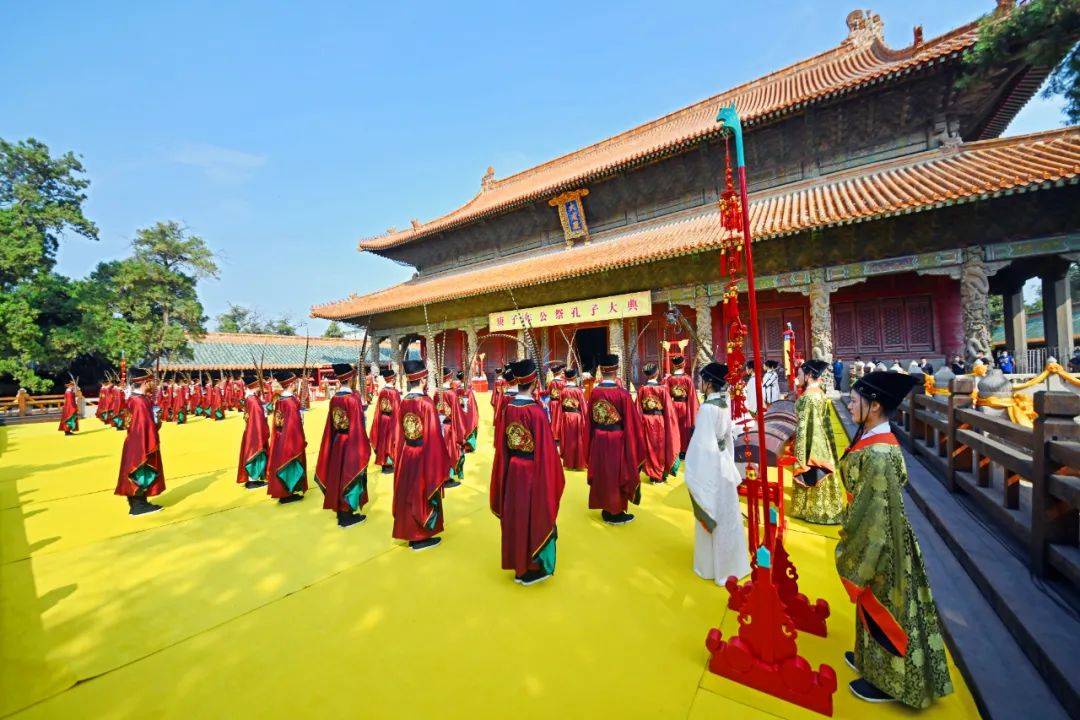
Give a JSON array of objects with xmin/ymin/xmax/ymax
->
[
  {"xmin": 961, "ymin": 245, "xmax": 992, "ymax": 366},
  {"xmin": 808, "ymin": 269, "xmax": 835, "ymax": 391}
]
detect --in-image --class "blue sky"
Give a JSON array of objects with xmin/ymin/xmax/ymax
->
[{"xmin": 2, "ymin": 1, "xmax": 1068, "ymax": 333}]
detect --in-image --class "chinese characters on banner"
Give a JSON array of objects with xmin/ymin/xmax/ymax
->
[{"xmin": 488, "ymin": 291, "xmax": 652, "ymax": 331}]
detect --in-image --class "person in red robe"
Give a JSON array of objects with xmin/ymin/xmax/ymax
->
[
  {"xmin": 267, "ymin": 371, "xmax": 308, "ymax": 504},
  {"xmin": 115, "ymin": 369, "xmax": 166, "ymax": 516},
  {"xmin": 557, "ymin": 368, "xmax": 589, "ymax": 470},
  {"xmin": 490, "ymin": 358, "xmax": 565, "ymax": 585},
  {"xmin": 95, "ymin": 379, "xmax": 112, "ymax": 425},
  {"xmin": 435, "ymin": 367, "xmax": 466, "ymax": 487},
  {"xmin": 492, "ymin": 366, "xmax": 516, "ymax": 433},
  {"xmin": 456, "ymin": 370, "xmax": 479, "ymax": 453},
  {"xmin": 546, "ymin": 363, "xmax": 566, "ymax": 442},
  {"xmin": 370, "ymin": 366, "xmax": 402, "ymax": 473},
  {"xmin": 314, "ymin": 363, "xmax": 371, "ymax": 528},
  {"xmin": 393, "ymin": 359, "xmax": 450, "ymax": 551},
  {"xmin": 586, "ymin": 354, "xmax": 644, "ymax": 524},
  {"xmin": 58, "ymin": 379, "xmax": 79, "ymax": 435},
  {"xmin": 111, "ymin": 381, "xmax": 126, "ymax": 431},
  {"xmin": 664, "ymin": 355, "xmax": 698, "ymax": 458},
  {"xmin": 174, "ymin": 380, "xmax": 188, "ymax": 424},
  {"xmin": 237, "ymin": 378, "xmax": 270, "ymax": 490},
  {"xmin": 637, "ymin": 362, "xmax": 681, "ymax": 483},
  {"xmin": 490, "ymin": 367, "xmax": 507, "ymax": 408},
  {"xmin": 209, "ymin": 378, "xmax": 225, "ymax": 420}
]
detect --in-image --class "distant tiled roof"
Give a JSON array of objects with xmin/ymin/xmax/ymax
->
[
  {"xmin": 992, "ymin": 306, "xmax": 1080, "ymax": 345},
  {"xmin": 360, "ymin": 12, "xmax": 984, "ymax": 252},
  {"xmin": 160, "ymin": 332, "xmax": 389, "ymax": 371},
  {"xmin": 313, "ymin": 127, "xmax": 1080, "ymax": 321}
]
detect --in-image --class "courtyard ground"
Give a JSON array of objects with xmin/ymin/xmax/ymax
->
[{"xmin": 0, "ymin": 395, "xmax": 979, "ymax": 719}]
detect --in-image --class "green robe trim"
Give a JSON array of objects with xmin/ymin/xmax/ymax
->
[
  {"xmin": 465, "ymin": 428, "xmax": 478, "ymax": 452},
  {"xmin": 131, "ymin": 464, "xmax": 158, "ymax": 490},
  {"xmin": 343, "ymin": 471, "xmax": 366, "ymax": 511},
  {"xmin": 533, "ymin": 533, "xmax": 557, "ymax": 575},
  {"xmin": 245, "ymin": 451, "xmax": 267, "ymax": 482},
  {"xmin": 836, "ymin": 442, "xmax": 954, "ymax": 709},
  {"xmin": 64, "ymin": 416, "xmax": 77, "ymax": 431},
  {"xmin": 276, "ymin": 459, "xmax": 305, "ymax": 494}
]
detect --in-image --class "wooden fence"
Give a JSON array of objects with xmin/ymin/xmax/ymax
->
[
  {"xmin": 0, "ymin": 390, "xmax": 71, "ymax": 419},
  {"xmin": 895, "ymin": 378, "xmax": 1080, "ymax": 588}
]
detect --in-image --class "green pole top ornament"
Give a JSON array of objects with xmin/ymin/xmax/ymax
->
[{"xmin": 715, "ymin": 104, "xmax": 745, "ymax": 169}]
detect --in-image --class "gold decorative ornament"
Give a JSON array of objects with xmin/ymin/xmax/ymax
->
[
  {"xmin": 642, "ymin": 395, "xmax": 663, "ymax": 411},
  {"xmin": 505, "ymin": 421, "xmax": 536, "ymax": 453},
  {"xmin": 331, "ymin": 407, "xmax": 350, "ymax": 431},
  {"xmin": 402, "ymin": 412, "xmax": 423, "ymax": 441},
  {"xmin": 670, "ymin": 384, "xmax": 688, "ymax": 399},
  {"xmin": 380, "ymin": 396, "xmax": 393, "ymax": 413},
  {"xmin": 591, "ymin": 399, "xmax": 622, "ymax": 425},
  {"xmin": 562, "ymin": 396, "xmax": 580, "ymax": 411}
]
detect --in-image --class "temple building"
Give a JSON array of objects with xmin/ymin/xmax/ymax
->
[
  {"xmin": 159, "ymin": 332, "xmax": 386, "ymax": 383},
  {"xmin": 312, "ymin": 7, "xmax": 1080, "ymax": 386}
]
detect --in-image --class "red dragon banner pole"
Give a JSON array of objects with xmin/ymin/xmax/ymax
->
[{"xmin": 704, "ymin": 105, "xmax": 836, "ymax": 716}]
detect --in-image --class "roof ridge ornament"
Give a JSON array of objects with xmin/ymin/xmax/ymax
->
[
  {"xmin": 481, "ymin": 165, "xmax": 496, "ymax": 192},
  {"xmin": 844, "ymin": 9, "xmax": 884, "ymax": 48}
]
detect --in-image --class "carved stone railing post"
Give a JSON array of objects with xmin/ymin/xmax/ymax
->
[
  {"xmin": 946, "ymin": 376, "xmax": 975, "ymax": 493},
  {"xmin": 1030, "ymin": 391, "xmax": 1080, "ymax": 576}
]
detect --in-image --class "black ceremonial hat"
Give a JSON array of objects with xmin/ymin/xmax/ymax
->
[
  {"xmin": 852, "ymin": 371, "xmax": 918, "ymax": 411},
  {"xmin": 701, "ymin": 362, "xmax": 729, "ymax": 386}
]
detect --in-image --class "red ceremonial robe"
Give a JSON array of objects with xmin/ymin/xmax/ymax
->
[
  {"xmin": 267, "ymin": 394, "xmax": 308, "ymax": 498},
  {"xmin": 461, "ymin": 386, "xmax": 479, "ymax": 446},
  {"xmin": 586, "ymin": 382, "xmax": 644, "ymax": 513},
  {"xmin": 392, "ymin": 393, "xmax": 450, "ymax": 541},
  {"xmin": 209, "ymin": 384, "xmax": 224, "ymax": 419},
  {"xmin": 664, "ymin": 373, "xmax": 698, "ymax": 454},
  {"xmin": 58, "ymin": 387, "xmax": 79, "ymax": 433},
  {"xmin": 370, "ymin": 386, "xmax": 402, "ymax": 466},
  {"xmin": 547, "ymin": 378, "xmax": 566, "ymax": 440},
  {"xmin": 637, "ymin": 381, "xmax": 681, "ymax": 481},
  {"xmin": 237, "ymin": 393, "xmax": 270, "ymax": 484},
  {"xmin": 435, "ymin": 387, "xmax": 466, "ymax": 464},
  {"xmin": 557, "ymin": 385, "xmax": 589, "ymax": 470},
  {"xmin": 490, "ymin": 397, "xmax": 565, "ymax": 575},
  {"xmin": 315, "ymin": 389, "xmax": 371, "ymax": 513},
  {"xmin": 491, "ymin": 377, "xmax": 507, "ymax": 408},
  {"xmin": 115, "ymin": 392, "xmax": 166, "ymax": 497},
  {"xmin": 96, "ymin": 386, "xmax": 110, "ymax": 423},
  {"xmin": 186, "ymin": 385, "xmax": 197, "ymax": 415}
]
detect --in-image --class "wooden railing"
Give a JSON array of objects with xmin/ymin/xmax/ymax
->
[
  {"xmin": 895, "ymin": 378, "xmax": 1080, "ymax": 587},
  {"xmin": 0, "ymin": 391, "xmax": 70, "ymax": 418}
]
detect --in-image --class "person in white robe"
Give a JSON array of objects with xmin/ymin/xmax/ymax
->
[
  {"xmin": 684, "ymin": 362, "xmax": 752, "ymax": 585},
  {"xmin": 762, "ymin": 360, "xmax": 781, "ymax": 405}
]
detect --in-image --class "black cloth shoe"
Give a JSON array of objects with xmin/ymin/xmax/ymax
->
[
  {"xmin": 444, "ymin": 479, "xmax": 461, "ymax": 488},
  {"xmin": 678, "ymin": 451, "xmax": 686, "ymax": 460},
  {"xmin": 244, "ymin": 480, "xmax": 267, "ymax": 490},
  {"xmin": 844, "ymin": 651, "xmax": 857, "ymax": 672},
  {"xmin": 277, "ymin": 494, "xmax": 304, "ymax": 505},
  {"xmin": 129, "ymin": 496, "xmax": 163, "ymax": 516},
  {"xmin": 337, "ymin": 511, "xmax": 366, "ymax": 528},
  {"xmin": 520, "ymin": 570, "xmax": 552, "ymax": 586},
  {"xmin": 409, "ymin": 537, "xmax": 442, "ymax": 552},
  {"xmin": 601, "ymin": 511, "xmax": 634, "ymax": 525},
  {"xmin": 849, "ymin": 678, "xmax": 894, "ymax": 703}
]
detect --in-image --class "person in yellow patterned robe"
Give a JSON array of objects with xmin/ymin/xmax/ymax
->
[
  {"xmin": 836, "ymin": 370, "xmax": 953, "ymax": 707},
  {"xmin": 789, "ymin": 359, "xmax": 845, "ymax": 525}
]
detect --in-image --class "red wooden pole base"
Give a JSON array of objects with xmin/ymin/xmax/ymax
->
[{"xmin": 707, "ymin": 566, "xmax": 837, "ymax": 716}]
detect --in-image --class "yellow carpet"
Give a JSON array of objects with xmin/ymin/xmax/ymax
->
[{"xmin": 0, "ymin": 396, "xmax": 978, "ymax": 719}]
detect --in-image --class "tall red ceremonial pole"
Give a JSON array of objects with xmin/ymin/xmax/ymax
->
[{"xmin": 704, "ymin": 105, "xmax": 836, "ymax": 716}]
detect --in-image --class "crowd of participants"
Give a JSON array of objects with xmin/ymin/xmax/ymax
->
[{"xmin": 51, "ymin": 350, "xmax": 953, "ymax": 708}]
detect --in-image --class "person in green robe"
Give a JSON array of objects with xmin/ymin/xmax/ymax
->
[
  {"xmin": 836, "ymin": 370, "xmax": 953, "ymax": 707},
  {"xmin": 789, "ymin": 359, "xmax": 845, "ymax": 525}
]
